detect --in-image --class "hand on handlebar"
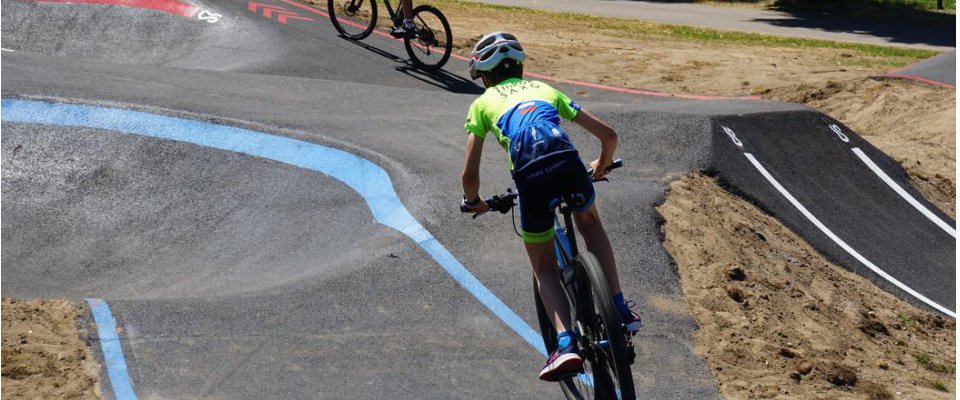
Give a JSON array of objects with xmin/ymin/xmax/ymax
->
[
  {"xmin": 461, "ymin": 196, "xmax": 489, "ymax": 214},
  {"xmin": 590, "ymin": 158, "xmax": 613, "ymax": 181}
]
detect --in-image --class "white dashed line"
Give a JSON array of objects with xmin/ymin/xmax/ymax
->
[
  {"xmin": 852, "ymin": 147, "xmax": 956, "ymax": 238},
  {"xmin": 744, "ymin": 152, "xmax": 955, "ymax": 318}
]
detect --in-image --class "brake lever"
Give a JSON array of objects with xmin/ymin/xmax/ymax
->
[{"xmin": 471, "ymin": 212, "xmax": 486, "ymax": 220}]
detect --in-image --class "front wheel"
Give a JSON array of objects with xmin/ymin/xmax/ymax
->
[
  {"xmin": 576, "ymin": 252, "xmax": 636, "ymax": 400},
  {"xmin": 403, "ymin": 5, "xmax": 452, "ymax": 70},
  {"xmin": 328, "ymin": 0, "xmax": 378, "ymax": 40}
]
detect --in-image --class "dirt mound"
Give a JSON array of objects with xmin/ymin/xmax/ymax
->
[
  {"xmin": 658, "ymin": 174, "xmax": 956, "ymax": 399},
  {"xmin": 1, "ymin": 299, "xmax": 100, "ymax": 400},
  {"xmin": 759, "ymin": 78, "xmax": 956, "ymax": 218}
]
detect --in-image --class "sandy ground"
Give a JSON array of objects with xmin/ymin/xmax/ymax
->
[
  {"xmin": 4, "ymin": 1, "xmax": 955, "ymax": 398},
  {"xmin": 659, "ymin": 174, "xmax": 956, "ymax": 399},
  {"xmin": 1, "ymin": 299, "xmax": 100, "ymax": 400},
  {"xmin": 445, "ymin": 14, "xmax": 899, "ymax": 98}
]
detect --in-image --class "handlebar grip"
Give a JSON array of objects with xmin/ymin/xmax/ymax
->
[
  {"xmin": 587, "ymin": 158, "xmax": 624, "ymax": 178},
  {"xmin": 461, "ymin": 196, "xmax": 494, "ymax": 213}
]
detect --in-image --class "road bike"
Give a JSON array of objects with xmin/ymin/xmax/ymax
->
[
  {"xmin": 462, "ymin": 159, "xmax": 636, "ymax": 400},
  {"xmin": 327, "ymin": 0, "xmax": 452, "ymax": 70}
]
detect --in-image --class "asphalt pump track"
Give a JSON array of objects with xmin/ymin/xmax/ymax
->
[{"xmin": 1, "ymin": 0, "xmax": 955, "ymax": 398}]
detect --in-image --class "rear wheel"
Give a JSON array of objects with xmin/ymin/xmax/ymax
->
[
  {"xmin": 328, "ymin": 0, "xmax": 377, "ymax": 40},
  {"xmin": 576, "ymin": 252, "xmax": 636, "ymax": 400},
  {"xmin": 403, "ymin": 5, "xmax": 452, "ymax": 70},
  {"xmin": 534, "ymin": 275, "xmax": 585, "ymax": 400}
]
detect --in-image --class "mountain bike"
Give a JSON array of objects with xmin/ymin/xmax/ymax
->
[
  {"xmin": 327, "ymin": 0, "xmax": 452, "ymax": 70},
  {"xmin": 462, "ymin": 159, "xmax": 636, "ymax": 400}
]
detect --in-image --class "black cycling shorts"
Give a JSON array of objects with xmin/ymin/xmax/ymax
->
[{"xmin": 513, "ymin": 153, "xmax": 595, "ymax": 243}]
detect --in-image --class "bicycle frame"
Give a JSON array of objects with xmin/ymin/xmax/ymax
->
[
  {"xmin": 381, "ymin": 0, "xmax": 400, "ymax": 24},
  {"xmin": 343, "ymin": 0, "xmax": 400, "ymax": 23},
  {"xmin": 553, "ymin": 214, "xmax": 579, "ymax": 302},
  {"xmin": 551, "ymin": 195, "xmax": 582, "ymax": 285}
]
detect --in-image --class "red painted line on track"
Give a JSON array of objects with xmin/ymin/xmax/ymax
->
[
  {"xmin": 25, "ymin": 0, "xmax": 198, "ymax": 17},
  {"xmin": 876, "ymin": 73, "xmax": 955, "ymax": 89},
  {"xmin": 285, "ymin": 0, "xmax": 760, "ymax": 100},
  {"xmin": 278, "ymin": 0, "xmax": 328, "ymax": 17}
]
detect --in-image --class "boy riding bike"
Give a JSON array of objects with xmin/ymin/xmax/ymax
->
[{"xmin": 460, "ymin": 32, "xmax": 642, "ymax": 382}]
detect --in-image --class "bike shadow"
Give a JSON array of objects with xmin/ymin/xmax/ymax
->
[{"xmin": 337, "ymin": 35, "xmax": 484, "ymax": 95}]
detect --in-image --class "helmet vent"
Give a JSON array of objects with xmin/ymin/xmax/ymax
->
[{"xmin": 468, "ymin": 31, "xmax": 526, "ymax": 76}]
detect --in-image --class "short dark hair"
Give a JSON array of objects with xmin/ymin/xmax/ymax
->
[{"xmin": 483, "ymin": 59, "xmax": 523, "ymax": 86}]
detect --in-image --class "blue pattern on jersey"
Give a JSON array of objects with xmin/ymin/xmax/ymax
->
[{"xmin": 496, "ymin": 100, "xmax": 577, "ymax": 173}]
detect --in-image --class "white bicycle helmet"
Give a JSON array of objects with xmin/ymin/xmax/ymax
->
[{"xmin": 469, "ymin": 31, "xmax": 525, "ymax": 80}]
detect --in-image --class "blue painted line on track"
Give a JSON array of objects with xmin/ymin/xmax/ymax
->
[
  {"xmin": 85, "ymin": 298, "xmax": 138, "ymax": 400},
  {"xmin": 3, "ymin": 99, "xmax": 548, "ymax": 359}
]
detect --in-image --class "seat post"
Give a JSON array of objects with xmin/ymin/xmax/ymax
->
[{"xmin": 559, "ymin": 205, "xmax": 578, "ymax": 258}]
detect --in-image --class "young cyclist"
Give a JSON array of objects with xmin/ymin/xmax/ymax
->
[{"xmin": 460, "ymin": 32, "xmax": 642, "ymax": 382}]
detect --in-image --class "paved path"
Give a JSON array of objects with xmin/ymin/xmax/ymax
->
[
  {"xmin": 878, "ymin": 50, "xmax": 956, "ymax": 87},
  {"xmin": 474, "ymin": 0, "xmax": 955, "ymax": 50},
  {"xmin": 1, "ymin": 0, "xmax": 954, "ymax": 399}
]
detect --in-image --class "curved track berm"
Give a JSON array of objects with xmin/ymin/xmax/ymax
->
[{"xmin": 2, "ymin": 1, "xmax": 954, "ymax": 398}]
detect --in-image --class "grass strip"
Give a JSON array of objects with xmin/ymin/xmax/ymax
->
[{"xmin": 431, "ymin": 0, "xmax": 938, "ymax": 60}]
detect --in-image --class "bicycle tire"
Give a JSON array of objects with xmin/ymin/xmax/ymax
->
[
  {"xmin": 328, "ymin": 0, "xmax": 378, "ymax": 40},
  {"xmin": 403, "ymin": 5, "xmax": 452, "ymax": 70},
  {"xmin": 533, "ymin": 275, "xmax": 583, "ymax": 400},
  {"xmin": 576, "ymin": 252, "xmax": 636, "ymax": 400}
]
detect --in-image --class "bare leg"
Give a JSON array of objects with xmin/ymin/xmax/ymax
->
[
  {"xmin": 573, "ymin": 203, "xmax": 621, "ymax": 295},
  {"xmin": 402, "ymin": 0, "xmax": 413, "ymax": 21},
  {"xmin": 525, "ymin": 240, "xmax": 571, "ymax": 333}
]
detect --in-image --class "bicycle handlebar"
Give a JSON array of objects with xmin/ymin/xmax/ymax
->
[
  {"xmin": 586, "ymin": 158, "xmax": 623, "ymax": 181},
  {"xmin": 461, "ymin": 159, "xmax": 623, "ymax": 216},
  {"xmin": 459, "ymin": 189, "xmax": 518, "ymax": 215}
]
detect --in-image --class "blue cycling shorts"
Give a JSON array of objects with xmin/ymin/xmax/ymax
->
[{"xmin": 513, "ymin": 153, "xmax": 595, "ymax": 243}]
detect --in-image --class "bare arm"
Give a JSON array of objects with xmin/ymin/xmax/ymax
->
[
  {"xmin": 572, "ymin": 110, "xmax": 618, "ymax": 179},
  {"xmin": 461, "ymin": 133, "xmax": 488, "ymax": 212}
]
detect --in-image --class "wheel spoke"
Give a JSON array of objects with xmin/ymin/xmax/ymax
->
[
  {"xmin": 327, "ymin": 0, "xmax": 377, "ymax": 40},
  {"xmin": 403, "ymin": 6, "xmax": 451, "ymax": 70}
]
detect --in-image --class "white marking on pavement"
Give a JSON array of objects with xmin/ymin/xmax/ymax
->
[
  {"xmin": 852, "ymin": 147, "xmax": 955, "ymax": 238},
  {"xmin": 744, "ymin": 152, "xmax": 955, "ymax": 318}
]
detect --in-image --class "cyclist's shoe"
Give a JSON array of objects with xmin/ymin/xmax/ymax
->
[
  {"xmin": 389, "ymin": 25, "xmax": 416, "ymax": 39},
  {"xmin": 618, "ymin": 299, "xmax": 644, "ymax": 334},
  {"xmin": 623, "ymin": 309, "xmax": 644, "ymax": 334},
  {"xmin": 538, "ymin": 343, "xmax": 583, "ymax": 381}
]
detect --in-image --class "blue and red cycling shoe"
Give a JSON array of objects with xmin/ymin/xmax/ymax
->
[
  {"xmin": 623, "ymin": 309, "xmax": 643, "ymax": 334},
  {"xmin": 616, "ymin": 298, "xmax": 644, "ymax": 334},
  {"xmin": 538, "ymin": 342, "xmax": 584, "ymax": 381}
]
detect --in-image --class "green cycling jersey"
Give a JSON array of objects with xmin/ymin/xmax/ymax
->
[{"xmin": 464, "ymin": 78, "xmax": 582, "ymax": 171}]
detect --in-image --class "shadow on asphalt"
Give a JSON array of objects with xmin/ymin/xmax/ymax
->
[
  {"xmin": 336, "ymin": 35, "xmax": 484, "ymax": 95},
  {"xmin": 753, "ymin": 14, "xmax": 955, "ymax": 49},
  {"xmin": 634, "ymin": 0, "xmax": 955, "ymax": 49}
]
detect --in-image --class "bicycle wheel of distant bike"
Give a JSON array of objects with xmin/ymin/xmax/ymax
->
[
  {"xmin": 403, "ymin": 5, "xmax": 452, "ymax": 70},
  {"xmin": 576, "ymin": 252, "xmax": 636, "ymax": 400},
  {"xmin": 328, "ymin": 0, "xmax": 378, "ymax": 40}
]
